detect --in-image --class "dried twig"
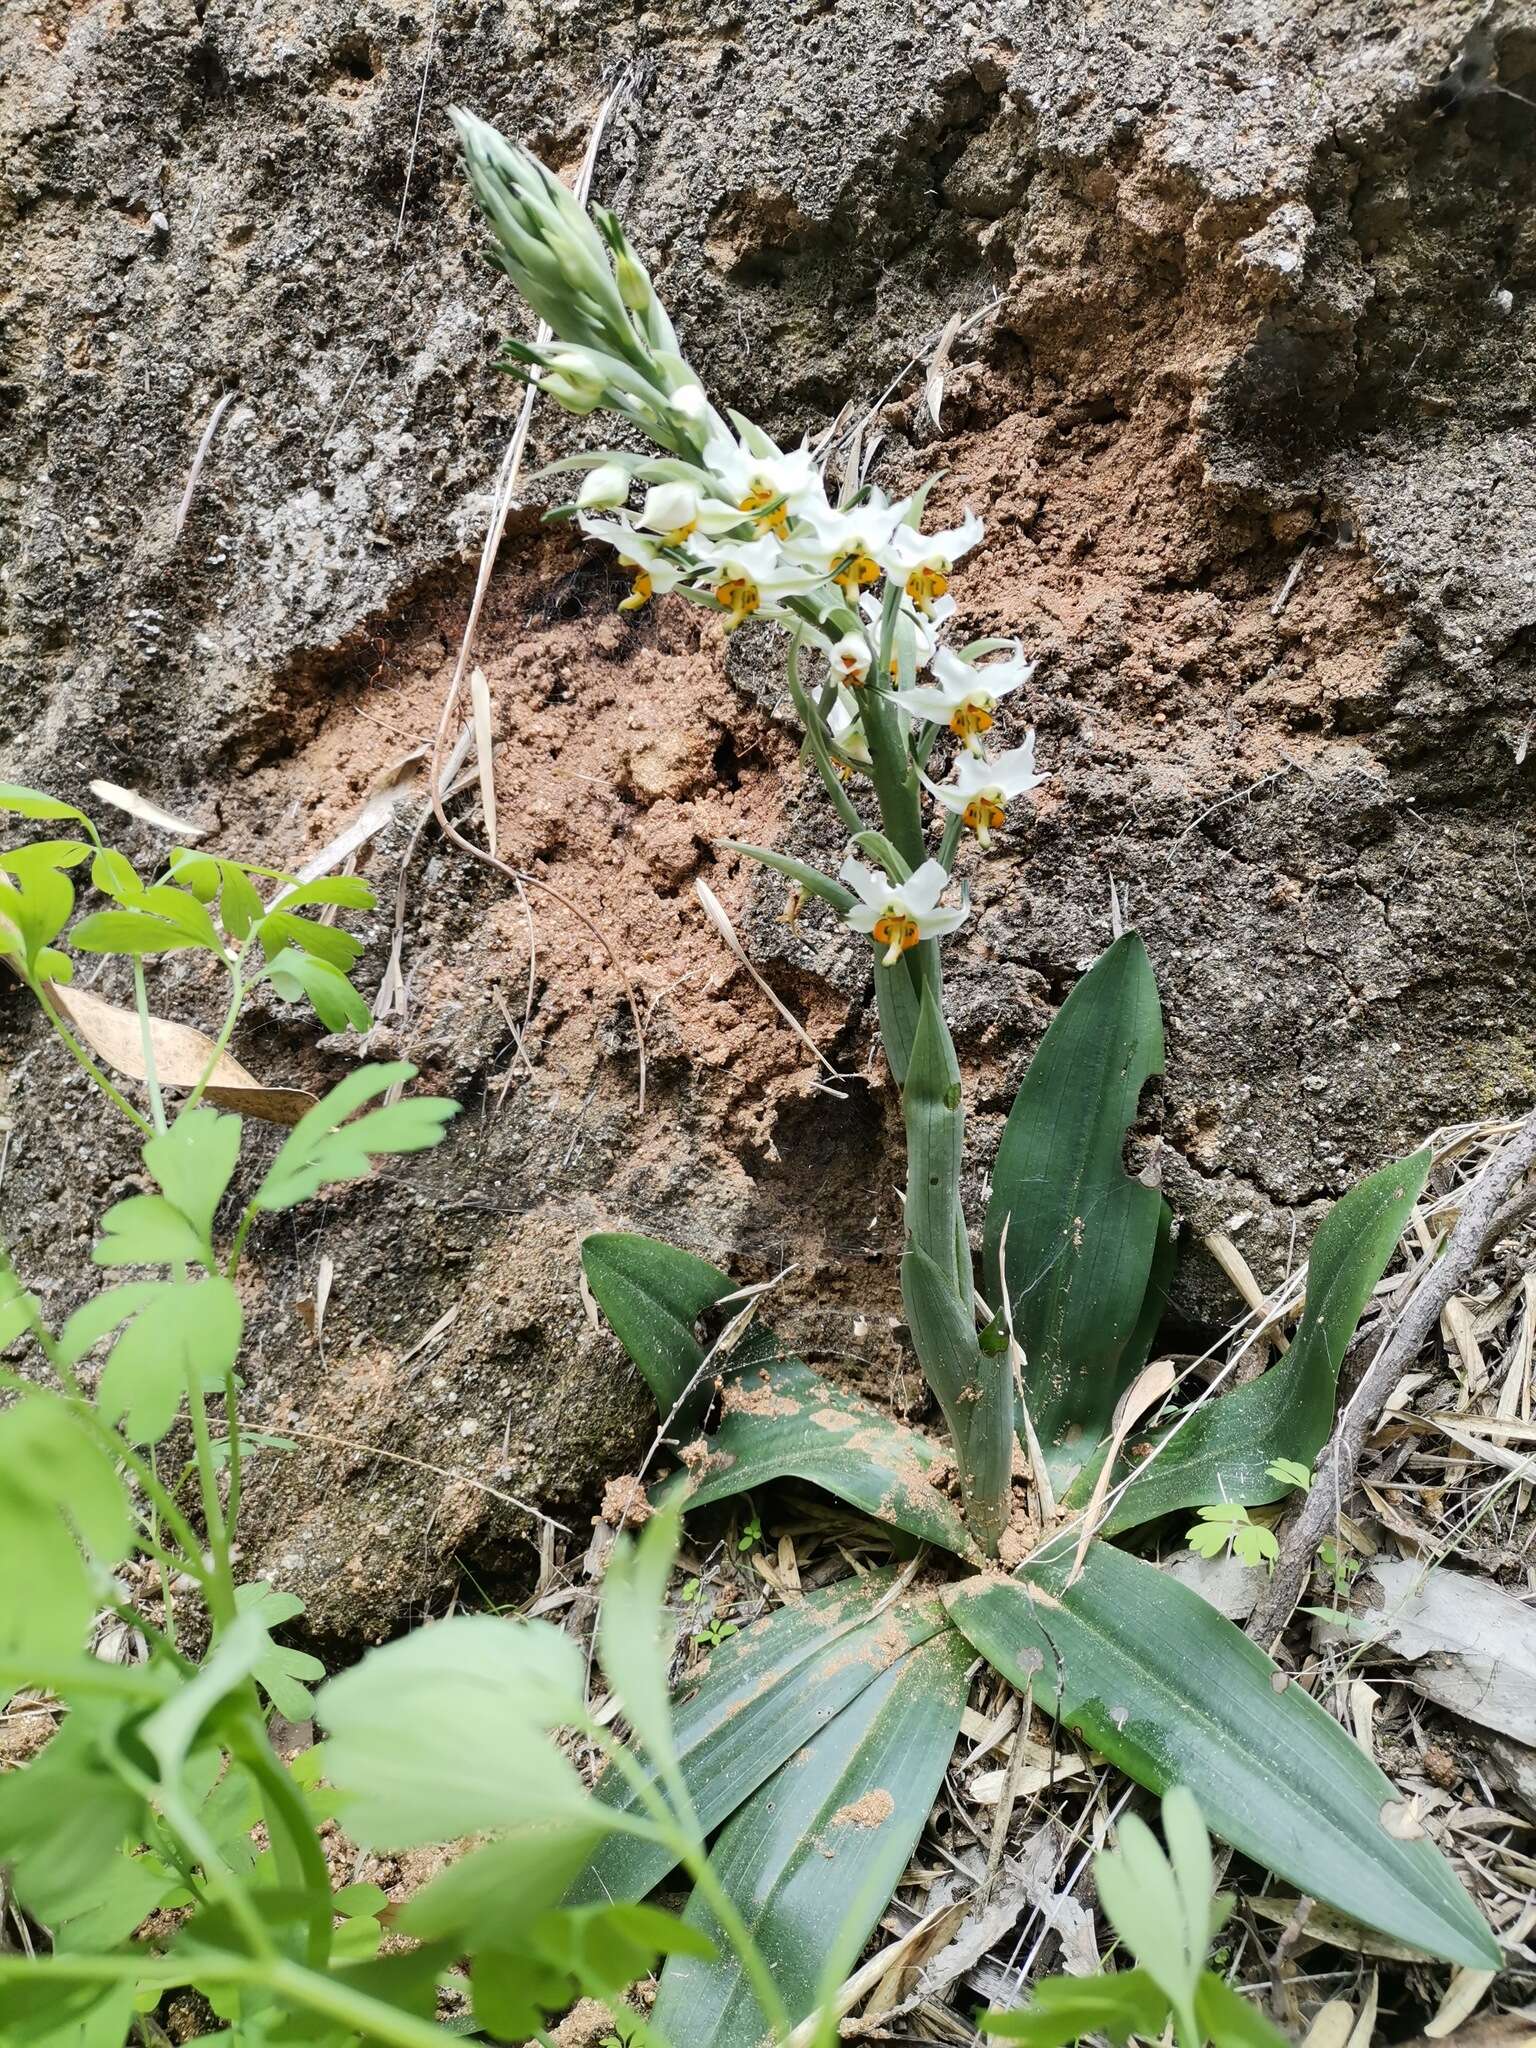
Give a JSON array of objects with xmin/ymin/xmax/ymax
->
[
  {"xmin": 173, "ymin": 390, "xmax": 239, "ymax": 541},
  {"xmin": 1247, "ymin": 1112, "xmax": 1536, "ymax": 1644}
]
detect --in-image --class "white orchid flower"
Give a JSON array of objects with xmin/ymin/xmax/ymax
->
[
  {"xmin": 827, "ymin": 687, "xmax": 871, "ymax": 767},
  {"xmin": 828, "ymin": 630, "xmax": 872, "ymax": 685},
  {"xmin": 878, "ymin": 508, "xmax": 986, "ymax": 612},
  {"xmin": 694, "ymin": 534, "xmax": 829, "ymax": 630},
  {"xmin": 576, "ymin": 462, "xmax": 630, "ymax": 511},
  {"xmin": 701, "ymin": 428, "xmax": 828, "ymax": 535},
  {"xmin": 636, "ymin": 481, "xmax": 703, "ymax": 542},
  {"xmin": 578, "ymin": 516, "xmax": 692, "ymax": 611},
  {"xmin": 839, "ymin": 857, "xmax": 968, "ymax": 965},
  {"xmin": 891, "ymin": 641, "xmax": 1035, "ymax": 750},
  {"xmin": 924, "ymin": 736, "xmax": 1045, "ymax": 847},
  {"xmin": 788, "ymin": 498, "xmax": 906, "ymax": 599},
  {"xmin": 857, "ymin": 591, "xmax": 953, "ymax": 679}
]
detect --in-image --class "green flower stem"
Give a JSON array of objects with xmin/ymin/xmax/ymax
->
[
  {"xmin": 784, "ymin": 639, "xmax": 864, "ymax": 838},
  {"xmin": 133, "ymin": 962, "xmax": 168, "ymax": 1134},
  {"xmin": 33, "ymin": 982, "xmax": 152, "ymax": 1135},
  {"xmin": 231, "ymin": 1720, "xmax": 335, "ymax": 1969},
  {"xmin": 183, "ymin": 1353, "xmax": 235, "ymax": 1628},
  {"xmin": 937, "ymin": 811, "xmax": 964, "ymax": 873},
  {"xmin": 183, "ymin": 961, "xmax": 245, "ymax": 1115},
  {"xmin": 226, "ymin": 1200, "xmax": 258, "ymax": 1280}
]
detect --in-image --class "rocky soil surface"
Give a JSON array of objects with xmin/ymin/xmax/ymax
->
[{"xmin": 4, "ymin": 0, "xmax": 1536, "ymax": 1639}]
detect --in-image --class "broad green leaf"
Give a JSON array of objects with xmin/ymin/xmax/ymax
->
[
  {"xmin": 581, "ymin": 1231, "xmax": 735, "ymax": 1427},
  {"xmin": 0, "ymin": 839, "xmax": 92, "ymax": 873},
  {"xmin": 253, "ymin": 1063, "xmax": 458, "ymax": 1212},
  {"xmin": 654, "ymin": 1325, "xmax": 972, "ymax": 1557},
  {"xmin": 0, "ymin": 1701, "xmax": 147, "ymax": 1922},
  {"xmin": 873, "ymin": 939, "xmax": 938, "ymax": 1088},
  {"xmin": 67, "ymin": 909, "xmax": 208, "ymax": 957},
  {"xmin": 0, "ymin": 783, "xmax": 85, "ymax": 820},
  {"xmin": 263, "ymin": 944, "xmax": 372, "ymax": 1032},
  {"xmin": 258, "ymin": 908, "xmax": 364, "ymax": 971},
  {"xmin": 133, "ymin": 882, "xmax": 224, "ymax": 951},
  {"xmin": 89, "ymin": 846, "xmax": 139, "ymax": 900},
  {"xmin": 0, "ymin": 1980, "xmax": 138, "ymax": 2048},
  {"xmin": 139, "ymin": 1609, "xmax": 270, "ymax": 1782},
  {"xmin": 1195, "ymin": 1974, "xmax": 1292, "ymax": 2048},
  {"xmin": 144, "ymin": 1106, "xmax": 243, "ymax": 1244},
  {"xmin": 598, "ymin": 1509, "xmax": 684, "ymax": 1793},
  {"xmin": 653, "ymin": 1625, "xmax": 971, "ymax": 2048},
  {"xmin": 1079, "ymin": 1147, "xmax": 1433, "ymax": 1534},
  {"xmin": 0, "ymin": 1260, "xmax": 41, "ymax": 1350},
  {"xmin": 900, "ymin": 1243, "xmax": 1011, "ymax": 1556},
  {"xmin": 0, "ymin": 1393, "xmax": 132, "ymax": 1661},
  {"xmin": 235, "ymin": 1582, "xmax": 327, "ymax": 1720},
  {"xmin": 319, "ymin": 1614, "xmax": 595, "ymax": 1846},
  {"xmin": 0, "ymin": 866, "xmax": 74, "ymax": 976},
  {"xmin": 404, "ymin": 1826, "xmax": 609, "ymax": 1946},
  {"xmin": 571, "ymin": 1572, "xmax": 950, "ymax": 1907},
  {"xmin": 219, "ymin": 862, "xmax": 265, "ymax": 941},
  {"xmin": 944, "ymin": 1540, "xmax": 1501, "ymax": 1968},
  {"xmin": 93, "ymin": 1193, "xmax": 210, "ymax": 1269},
  {"xmin": 61, "ymin": 1277, "xmax": 242, "ymax": 1443},
  {"xmin": 168, "ymin": 848, "xmax": 221, "ymax": 900},
  {"xmin": 982, "ymin": 932, "xmax": 1165, "ymax": 1489},
  {"xmin": 472, "ymin": 1904, "xmax": 713, "ymax": 2039},
  {"xmin": 979, "ymin": 1969, "xmax": 1169, "ymax": 2045},
  {"xmin": 274, "ymin": 876, "xmax": 378, "ymax": 912}
]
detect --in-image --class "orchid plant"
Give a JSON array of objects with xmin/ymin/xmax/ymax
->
[{"xmin": 448, "ymin": 107, "xmax": 1502, "ymax": 2047}]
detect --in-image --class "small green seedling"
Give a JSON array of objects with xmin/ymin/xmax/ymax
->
[
  {"xmin": 1186, "ymin": 1503, "xmax": 1280, "ymax": 1572},
  {"xmin": 981, "ymin": 1787, "xmax": 1288, "ymax": 2048},
  {"xmin": 1264, "ymin": 1457, "xmax": 1313, "ymax": 1492}
]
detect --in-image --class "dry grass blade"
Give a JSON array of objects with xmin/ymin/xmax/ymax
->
[
  {"xmin": 46, "ymin": 982, "xmax": 315, "ymax": 1126},
  {"xmin": 925, "ymin": 311, "xmax": 962, "ymax": 431},
  {"xmin": 1064, "ymin": 1357, "xmax": 1175, "ymax": 1585},
  {"xmin": 469, "ymin": 665, "xmax": 498, "ymax": 860},
  {"xmin": 693, "ymin": 877, "xmax": 847, "ymax": 1093},
  {"xmin": 173, "ymin": 389, "xmax": 239, "ymax": 542}
]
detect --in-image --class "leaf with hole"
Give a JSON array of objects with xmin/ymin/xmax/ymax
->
[
  {"xmin": 652, "ymin": 1623, "xmax": 970, "ymax": 2048},
  {"xmin": 943, "ymin": 1539, "xmax": 1501, "ymax": 1968}
]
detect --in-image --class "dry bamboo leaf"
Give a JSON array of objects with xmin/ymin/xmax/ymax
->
[
  {"xmin": 1302, "ymin": 2002, "xmax": 1358, "ymax": 2048},
  {"xmin": 1425, "ymin": 1969, "xmax": 1498, "ymax": 2040},
  {"xmin": 924, "ymin": 312, "xmax": 962, "ymax": 431},
  {"xmin": 292, "ymin": 747, "xmax": 428, "ymax": 887},
  {"xmin": 1246, "ymin": 1894, "xmax": 1439, "ymax": 1963},
  {"xmin": 49, "ymin": 982, "xmax": 315, "ymax": 1126},
  {"xmin": 1066, "ymin": 1358, "xmax": 1176, "ymax": 1585},
  {"xmin": 88, "ymin": 780, "xmax": 204, "ymax": 839},
  {"xmin": 1347, "ymin": 1973, "xmax": 1380, "ymax": 2048},
  {"xmin": 470, "ymin": 666, "xmax": 498, "ymax": 860}
]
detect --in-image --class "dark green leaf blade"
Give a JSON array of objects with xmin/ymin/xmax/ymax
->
[
  {"xmin": 570, "ymin": 1572, "xmax": 949, "ymax": 1907},
  {"xmin": 655, "ymin": 1331, "xmax": 972, "ymax": 1557},
  {"xmin": 1078, "ymin": 1147, "xmax": 1432, "ymax": 1534},
  {"xmin": 982, "ymin": 932, "xmax": 1164, "ymax": 1488},
  {"xmin": 580, "ymin": 1231, "xmax": 734, "ymax": 1426},
  {"xmin": 652, "ymin": 1625, "xmax": 971, "ymax": 2048},
  {"xmin": 944, "ymin": 1541, "xmax": 1500, "ymax": 1969}
]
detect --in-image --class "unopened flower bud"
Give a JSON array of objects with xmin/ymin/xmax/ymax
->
[
  {"xmin": 543, "ymin": 350, "xmax": 607, "ymax": 413},
  {"xmin": 615, "ymin": 246, "xmax": 652, "ymax": 313},
  {"xmin": 670, "ymin": 384, "xmax": 708, "ymax": 422},
  {"xmin": 577, "ymin": 463, "xmax": 630, "ymax": 510},
  {"xmin": 638, "ymin": 481, "xmax": 701, "ymax": 540}
]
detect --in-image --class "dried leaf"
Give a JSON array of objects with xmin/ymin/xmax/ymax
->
[
  {"xmin": 471, "ymin": 666, "xmax": 498, "ymax": 860},
  {"xmin": 88, "ymin": 781, "xmax": 204, "ymax": 839},
  {"xmin": 48, "ymin": 982, "xmax": 315, "ymax": 1127},
  {"xmin": 924, "ymin": 313, "xmax": 961, "ymax": 431}
]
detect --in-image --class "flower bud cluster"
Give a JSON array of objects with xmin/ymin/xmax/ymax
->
[{"xmin": 456, "ymin": 112, "xmax": 1053, "ymax": 959}]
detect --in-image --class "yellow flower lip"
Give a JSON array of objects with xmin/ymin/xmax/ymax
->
[
  {"xmin": 739, "ymin": 486, "xmax": 790, "ymax": 538},
  {"xmin": 872, "ymin": 911, "xmax": 921, "ymax": 965},
  {"xmin": 714, "ymin": 575, "xmax": 760, "ymax": 628},
  {"xmin": 905, "ymin": 564, "xmax": 949, "ymax": 612},
  {"xmin": 833, "ymin": 550, "xmax": 882, "ymax": 598},
  {"xmin": 949, "ymin": 700, "xmax": 993, "ymax": 739},
  {"xmin": 618, "ymin": 568, "xmax": 654, "ymax": 612}
]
